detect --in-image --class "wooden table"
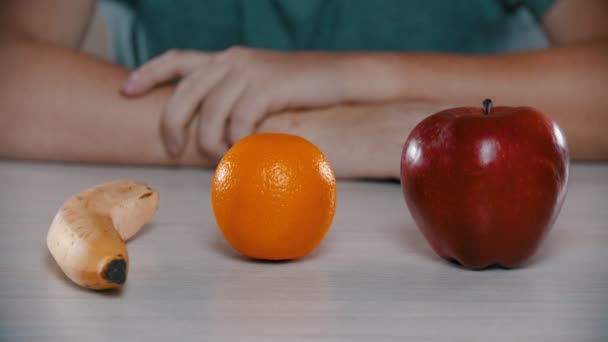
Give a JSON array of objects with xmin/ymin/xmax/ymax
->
[{"xmin": 0, "ymin": 161, "xmax": 606, "ymax": 341}]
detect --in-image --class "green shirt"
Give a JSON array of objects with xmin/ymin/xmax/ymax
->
[{"xmin": 100, "ymin": 0, "xmax": 556, "ymax": 68}]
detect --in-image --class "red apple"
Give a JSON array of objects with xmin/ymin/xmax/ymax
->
[{"xmin": 400, "ymin": 99, "xmax": 569, "ymax": 269}]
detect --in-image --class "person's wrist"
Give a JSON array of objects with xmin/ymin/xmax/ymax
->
[
  {"xmin": 335, "ymin": 53, "xmax": 412, "ymax": 103},
  {"xmin": 332, "ymin": 53, "xmax": 365, "ymax": 102},
  {"xmin": 257, "ymin": 111, "xmax": 300, "ymax": 135}
]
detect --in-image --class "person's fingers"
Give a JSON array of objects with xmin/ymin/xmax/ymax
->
[
  {"xmin": 197, "ymin": 72, "xmax": 247, "ymax": 159},
  {"xmin": 161, "ymin": 66, "xmax": 228, "ymax": 156},
  {"xmin": 122, "ymin": 49, "xmax": 205, "ymax": 96},
  {"xmin": 228, "ymin": 88, "xmax": 271, "ymax": 144}
]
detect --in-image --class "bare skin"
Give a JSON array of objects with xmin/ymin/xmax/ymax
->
[
  {"xmin": 0, "ymin": 39, "xmax": 210, "ymax": 167},
  {"xmin": 0, "ymin": 0, "xmax": 607, "ymax": 179},
  {"xmin": 258, "ymin": 102, "xmax": 447, "ymax": 179}
]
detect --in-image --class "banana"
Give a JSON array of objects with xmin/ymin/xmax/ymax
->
[{"xmin": 47, "ymin": 180, "xmax": 159, "ymax": 290}]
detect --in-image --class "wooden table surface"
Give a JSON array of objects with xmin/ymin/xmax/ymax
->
[{"xmin": 0, "ymin": 160, "xmax": 606, "ymax": 341}]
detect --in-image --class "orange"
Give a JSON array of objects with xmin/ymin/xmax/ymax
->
[{"xmin": 211, "ymin": 133, "xmax": 337, "ymax": 260}]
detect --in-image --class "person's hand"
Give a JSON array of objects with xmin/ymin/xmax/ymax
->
[
  {"xmin": 121, "ymin": 47, "xmax": 352, "ymax": 159},
  {"xmin": 257, "ymin": 102, "xmax": 451, "ymax": 179}
]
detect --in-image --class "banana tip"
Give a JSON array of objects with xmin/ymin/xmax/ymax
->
[{"xmin": 101, "ymin": 258, "xmax": 127, "ymax": 284}]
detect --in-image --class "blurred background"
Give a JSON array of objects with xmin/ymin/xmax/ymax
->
[
  {"xmin": 83, "ymin": 3, "xmax": 550, "ymax": 63},
  {"xmin": 82, "ymin": 8, "xmax": 110, "ymax": 60}
]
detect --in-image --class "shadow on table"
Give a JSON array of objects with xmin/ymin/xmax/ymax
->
[
  {"xmin": 126, "ymin": 221, "xmax": 159, "ymax": 244},
  {"xmin": 209, "ymin": 231, "xmax": 331, "ymax": 264},
  {"xmin": 525, "ymin": 225, "xmax": 569, "ymax": 268},
  {"xmin": 45, "ymin": 252, "xmax": 124, "ymax": 297},
  {"xmin": 388, "ymin": 219, "xmax": 570, "ymax": 270},
  {"xmin": 385, "ymin": 221, "xmax": 440, "ymax": 261}
]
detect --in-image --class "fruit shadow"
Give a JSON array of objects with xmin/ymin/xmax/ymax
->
[
  {"xmin": 45, "ymin": 252, "xmax": 124, "ymax": 297},
  {"xmin": 524, "ymin": 225, "xmax": 568, "ymax": 268},
  {"xmin": 385, "ymin": 221, "xmax": 510, "ymax": 271},
  {"xmin": 386, "ymin": 221, "xmax": 440, "ymax": 262},
  {"xmin": 209, "ymin": 232, "xmax": 331, "ymax": 264},
  {"xmin": 390, "ymin": 219, "xmax": 567, "ymax": 271},
  {"xmin": 126, "ymin": 221, "xmax": 159, "ymax": 244}
]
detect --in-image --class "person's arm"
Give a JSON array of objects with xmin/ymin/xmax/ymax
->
[
  {"xmin": 0, "ymin": 0, "xmax": 211, "ymax": 166},
  {"xmin": 256, "ymin": 0, "xmax": 608, "ymax": 179},
  {"xmin": 128, "ymin": 0, "xmax": 608, "ymax": 161},
  {"xmin": 257, "ymin": 102, "xmax": 446, "ymax": 179},
  {"xmin": 336, "ymin": 0, "xmax": 608, "ymax": 160}
]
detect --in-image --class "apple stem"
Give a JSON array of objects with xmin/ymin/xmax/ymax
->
[{"xmin": 483, "ymin": 99, "xmax": 492, "ymax": 116}]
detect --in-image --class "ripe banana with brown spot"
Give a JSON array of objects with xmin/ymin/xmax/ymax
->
[{"xmin": 47, "ymin": 180, "xmax": 159, "ymax": 290}]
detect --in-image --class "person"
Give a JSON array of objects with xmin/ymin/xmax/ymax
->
[{"xmin": 1, "ymin": 0, "xmax": 607, "ymax": 179}]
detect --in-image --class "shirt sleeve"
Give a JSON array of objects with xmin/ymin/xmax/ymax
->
[{"xmin": 523, "ymin": 0, "xmax": 557, "ymax": 20}]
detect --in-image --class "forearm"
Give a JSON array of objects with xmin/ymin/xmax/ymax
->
[
  {"xmin": 0, "ymin": 37, "xmax": 211, "ymax": 166},
  {"xmin": 258, "ymin": 102, "xmax": 443, "ymax": 179},
  {"xmin": 343, "ymin": 40, "xmax": 608, "ymax": 159}
]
